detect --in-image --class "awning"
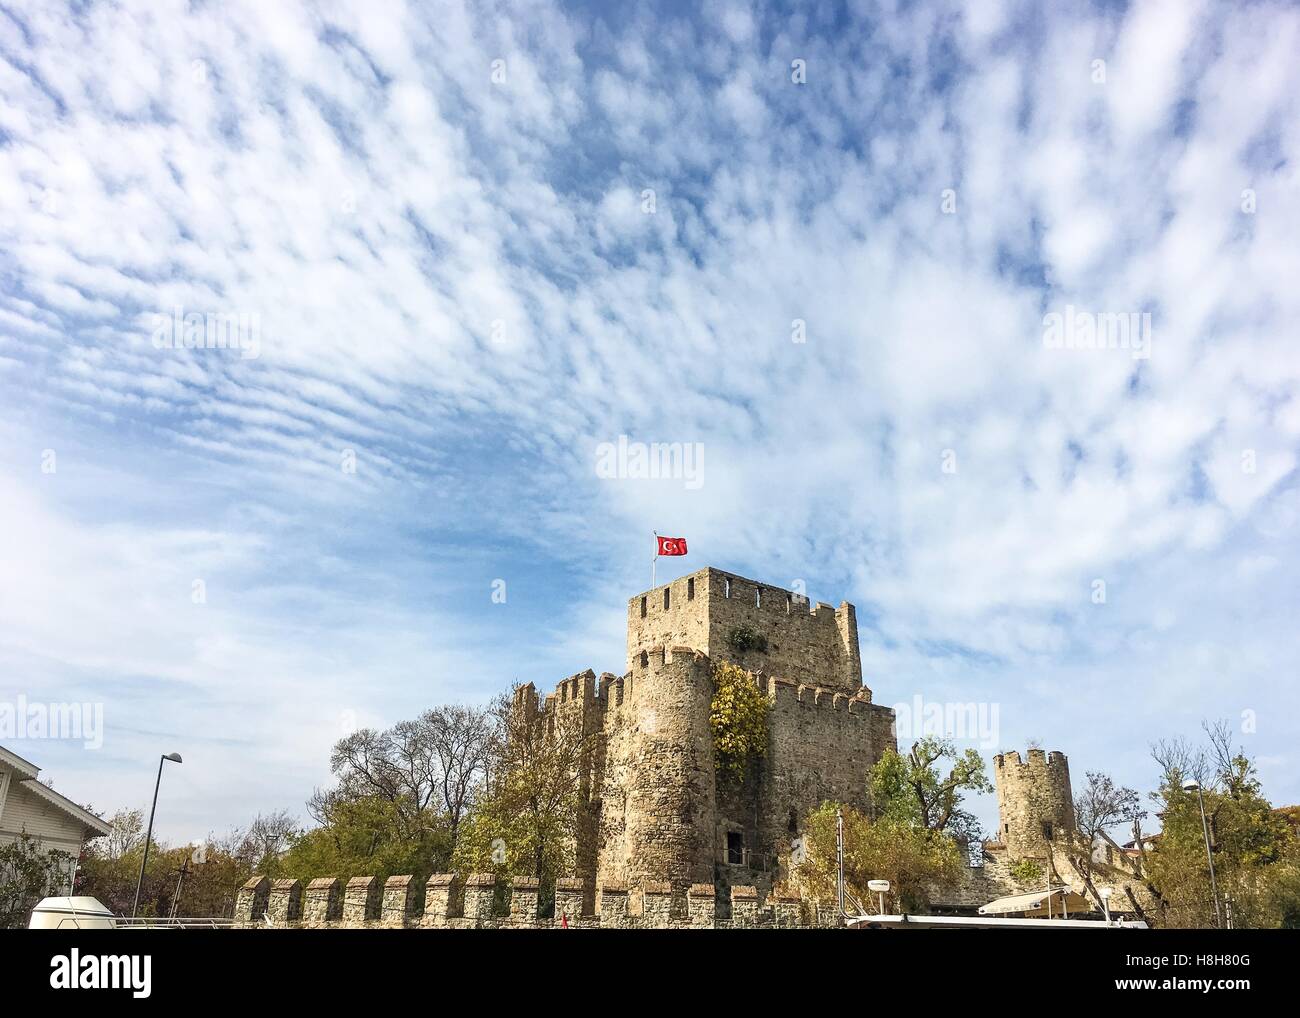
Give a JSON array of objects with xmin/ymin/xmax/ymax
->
[{"xmin": 979, "ymin": 887, "xmax": 1093, "ymax": 917}]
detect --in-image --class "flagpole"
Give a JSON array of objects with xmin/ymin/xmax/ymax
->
[{"xmin": 651, "ymin": 531, "xmax": 658, "ymax": 588}]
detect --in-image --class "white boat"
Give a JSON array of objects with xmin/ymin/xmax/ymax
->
[
  {"xmin": 27, "ymin": 896, "xmax": 116, "ymax": 930},
  {"xmin": 27, "ymin": 896, "xmax": 237, "ymax": 929}
]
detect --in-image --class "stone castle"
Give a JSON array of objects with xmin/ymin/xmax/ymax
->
[
  {"xmin": 231, "ymin": 567, "xmax": 1152, "ymax": 928},
  {"xmin": 514, "ymin": 566, "xmax": 897, "ymax": 902}
]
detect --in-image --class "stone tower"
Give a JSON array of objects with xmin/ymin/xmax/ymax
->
[
  {"xmin": 627, "ymin": 566, "xmax": 866, "ymax": 694},
  {"xmin": 993, "ymin": 748, "xmax": 1075, "ymax": 860},
  {"xmin": 514, "ymin": 567, "xmax": 897, "ymax": 901}
]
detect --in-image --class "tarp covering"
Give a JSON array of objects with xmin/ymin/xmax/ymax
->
[{"xmin": 978, "ymin": 887, "xmax": 1093, "ymax": 916}]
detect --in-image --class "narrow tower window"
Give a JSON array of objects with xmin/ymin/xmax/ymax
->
[
  {"xmin": 724, "ymin": 577, "xmax": 731, "ymax": 598},
  {"xmin": 687, "ymin": 577, "xmax": 695, "ymax": 600},
  {"xmin": 755, "ymin": 586, "xmax": 761, "ymax": 607},
  {"xmin": 664, "ymin": 587, "xmax": 670, "ymax": 610},
  {"xmin": 640, "ymin": 596, "xmax": 647, "ymax": 618}
]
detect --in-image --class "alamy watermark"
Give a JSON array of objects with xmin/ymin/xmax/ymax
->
[
  {"xmin": 595, "ymin": 435, "xmax": 705, "ymax": 490},
  {"xmin": 150, "ymin": 306, "xmax": 261, "ymax": 359},
  {"xmin": 1, "ymin": 696, "xmax": 103, "ymax": 749},
  {"xmin": 1042, "ymin": 305, "xmax": 1151, "ymax": 360},
  {"xmin": 891, "ymin": 695, "xmax": 1000, "ymax": 750}
]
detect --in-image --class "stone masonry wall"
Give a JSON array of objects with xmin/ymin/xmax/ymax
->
[
  {"xmin": 231, "ymin": 873, "xmax": 841, "ymax": 929},
  {"xmin": 627, "ymin": 568, "xmax": 864, "ymax": 694},
  {"xmin": 993, "ymin": 749, "xmax": 1075, "ymax": 860},
  {"xmin": 512, "ymin": 568, "xmax": 896, "ymax": 904}
]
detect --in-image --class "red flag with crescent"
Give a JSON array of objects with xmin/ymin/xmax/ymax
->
[{"xmin": 656, "ymin": 536, "xmax": 688, "ymax": 556}]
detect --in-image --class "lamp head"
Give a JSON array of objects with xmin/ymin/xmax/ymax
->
[
  {"xmin": 163, "ymin": 752, "xmax": 183, "ymax": 764},
  {"xmin": 1181, "ymin": 778, "xmax": 1199, "ymax": 792}
]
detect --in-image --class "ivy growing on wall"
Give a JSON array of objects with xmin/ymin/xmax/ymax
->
[
  {"xmin": 710, "ymin": 660, "xmax": 770, "ymax": 781},
  {"xmin": 726, "ymin": 624, "xmax": 768, "ymax": 654},
  {"xmin": 1009, "ymin": 858, "xmax": 1044, "ymax": 885}
]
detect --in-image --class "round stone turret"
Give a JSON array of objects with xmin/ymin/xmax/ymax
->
[{"xmin": 992, "ymin": 748, "xmax": 1075, "ymax": 860}]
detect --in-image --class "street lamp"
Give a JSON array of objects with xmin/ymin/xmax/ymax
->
[
  {"xmin": 1183, "ymin": 778, "xmax": 1222, "ymax": 929},
  {"xmin": 1098, "ymin": 886, "xmax": 1113, "ymax": 925},
  {"xmin": 132, "ymin": 752, "xmax": 183, "ymax": 919}
]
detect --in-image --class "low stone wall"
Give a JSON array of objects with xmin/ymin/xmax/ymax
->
[{"xmin": 233, "ymin": 874, "xmax": 839, "ymax": 929}]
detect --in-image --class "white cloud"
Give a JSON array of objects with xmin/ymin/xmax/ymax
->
[{"xmin": 1, "ymin": 0, "xmax": 1297, "ymax": 838}]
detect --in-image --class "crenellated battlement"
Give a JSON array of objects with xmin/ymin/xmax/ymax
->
[
  {"xmin": 627, "ymin": 567, "xmax": 865, "ymax": 693},
  {"xmin": 232, "ymin": 872, "xmax": 832, "ymax": 929}
]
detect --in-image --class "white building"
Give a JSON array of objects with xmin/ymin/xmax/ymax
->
[{"xmin": 0, "ymin": 745, "xmax": 112, "ymax": 893}]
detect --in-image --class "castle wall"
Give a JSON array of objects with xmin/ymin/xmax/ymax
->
[
  {"xmin": 233, "ymin": 872, "xmax": 838, "ymax": 928},
  {"xmin": 719, "ymin": 679, "xmax": 894, "ymax": 893}
]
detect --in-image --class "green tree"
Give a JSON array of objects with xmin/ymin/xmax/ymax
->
[
  {"xmin": 710, "ymin": 660, "xmax": 770, "ymax": 781},
  {"xmin": 1143, "ymin": 722, "xmax": 1296, "ymax": 928},
  {"xmin": 77, "ymin": 808, "xmax": 296, "ymax": 918},
  {"xmin": 453, "ymin": 688, "xmax": 595, "ymax": 903},
  {"xmin": 279, "ymin": 794, "xmax": 449, "ymax": 885},
  {"xmin": 794, "ymin": 803, "xmax": 965, "ymax": 913},
  {"xmin": 0, "ymin": 833, "xmax": 74, "ymax": 928},
  {"xmin": 869, "ymin": 737, "xmax": 992, "ymax": 847}
]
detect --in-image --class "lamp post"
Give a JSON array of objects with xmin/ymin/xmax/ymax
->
[
  {"xmin": 835, "ymin": 809, "xmax": 845, "ymax": 917},
  {"xmin": 132, "ymin": 752, "xmax": 182, "ymax": 919},
  {"xmin": 1099, "ymin": 886, "xmax": 1113, "ymax": 925},
  {"xmin": 1183, "ymin": 778, "xmax": 1222, "ymax": 929}
]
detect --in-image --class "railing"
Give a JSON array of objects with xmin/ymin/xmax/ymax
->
[{"xmin": 113, "ymin": 916, "xmax": 238, "ymax": 929}]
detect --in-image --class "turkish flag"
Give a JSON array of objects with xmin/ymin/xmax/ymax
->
[{"xmin": 656, "ymin": 536, "xmax": 688, "ymax": 556}]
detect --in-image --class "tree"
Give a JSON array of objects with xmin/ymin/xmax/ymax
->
[
  {"xmin": 1061, "ymin": 771, "xmax": 1145, "ymax": 914},
  {"xmin": 238, "ymin": 810, "xmax": 298, "ymax": 872},
  {"xmin": 791, "ymin": 739, "xmax": 989, "ymax": 913},
  {"xmin": 1142, "ymin": 721, "xmax": 1296, "ymax": 928},
  {"xmin": 709, "ymin": 661, "xmax": 770, "ymax": 780},
  {"xmin": 309, "ymin": 703, "xmax": 494, "ymax": 867},
  {"xmin": 793, "ymin": 803, "xmax": 965, "ymax": 913},
  {"xmin": 453, "ymin": 687, "xmax": 595, "ymax": 898},
  {"xmin": 869, "ymin": 737, "xmax": 992, "ymax": 848},
  {"xmin": 0, "ymin": 834, "xmax": 74, "ymax": 928}
]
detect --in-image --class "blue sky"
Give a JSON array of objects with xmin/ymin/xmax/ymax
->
[{"xmin": 1, "ymin": 0, "xmax": 1298, "ymax": 845}]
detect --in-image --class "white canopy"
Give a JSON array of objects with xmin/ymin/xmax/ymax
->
[{"xmin": 979, "ymin": 887, "xmax": 1093, "ymax": 917}]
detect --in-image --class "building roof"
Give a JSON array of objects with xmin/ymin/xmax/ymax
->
[
  {"xmin": 0, "ymin": 744, "xmax": 112, "ymax": 838},
  {"xmin": 0, "ymin": 744, "xmax": 42, "ymax": 780}
]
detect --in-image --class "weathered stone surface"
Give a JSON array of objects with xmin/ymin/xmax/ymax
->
[
  {"xmin": 553, "ymin": 877, "xmax": 585, "ymax": 927},
  {"xmin": 510, "ymin": 875, "xmax": 540, "ymax": 922},
  {"xmin": 687, "ymin": 883, "xmax": 716, "ymax": 927},
  {"xmin": 234, "ymin": 875, "xmax": 270, "ymax": 923},
  {"xmin": 343, "ymin": 875, "xmax": 378, "ymax": 923},
  {"xmin": 382, "ymin": 874, "xmax": 414, "ymax": 925},
  {"xmin": 462, "ymin": 872, "xmax": 497, "ymax": 923},
  {"xmin": 641, "ymin": 882, "xmax": 674, "ymax": 925},
  {"xmin": 730, "ymin": 885, "xmax": 759, "ymax": 927},
  {"xmin": 993, "ymin": 749, "xmax": 1075, "ymax": 859},
  {"xmin": 422, "ymin": 873, "xmax": 457, "ymax": 926},
  {"xmin": 267, "ymin": 878, "xmax": 302, "ymax": 924},
  {"xmin": 304, "ymin": 877, "xmax": 341, "ymax": 924}
]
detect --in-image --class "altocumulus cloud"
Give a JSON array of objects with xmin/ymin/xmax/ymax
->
[{"xmin": 0, "ymin": 0, "xmax": 1297, "ymax": 838}]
